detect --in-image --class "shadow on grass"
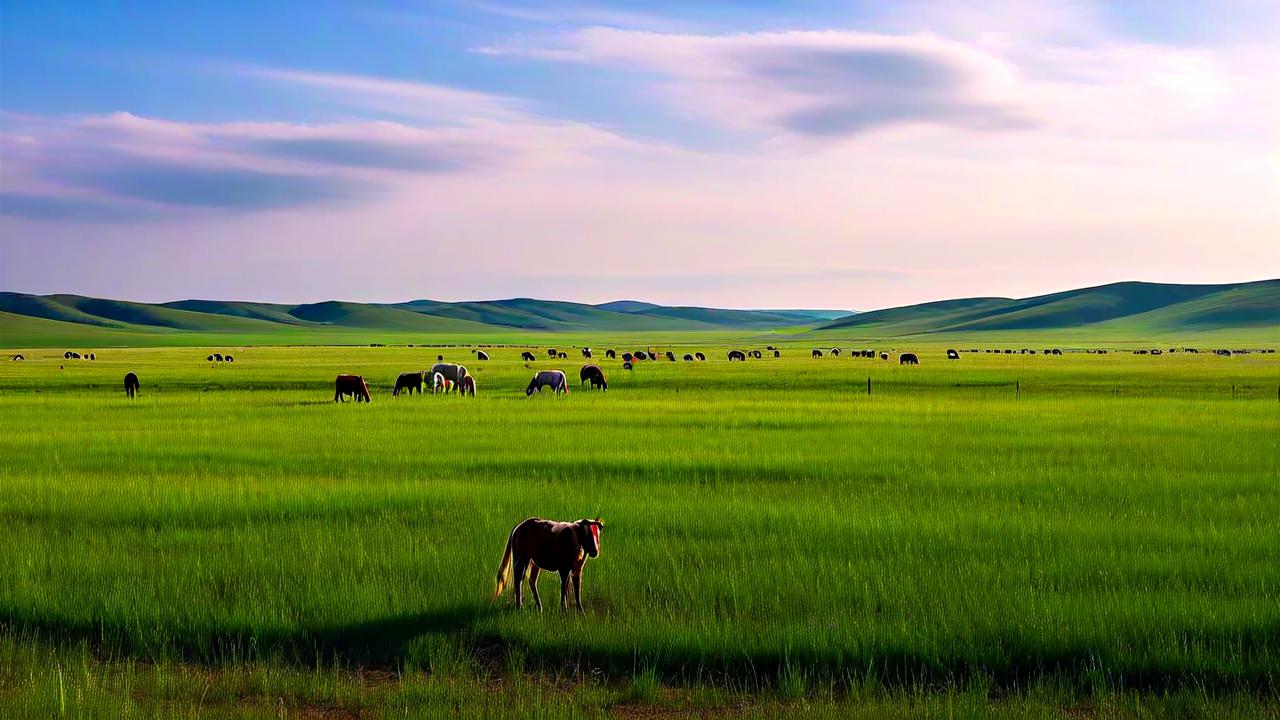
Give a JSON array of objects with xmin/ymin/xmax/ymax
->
[{"xmin": 4, "ymin": 605, "xmax": 1279, "ymax": 697}]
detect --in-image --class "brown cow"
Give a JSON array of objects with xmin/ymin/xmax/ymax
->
[
  {"xmin": 334, "ymin": 374, "xmax": 372, "ymax": 402},
  {"xmin": 494, "ymin": 517, "xmax": 604, "ymax": 612}
]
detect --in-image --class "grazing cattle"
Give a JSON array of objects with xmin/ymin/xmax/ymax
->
[
  {"xmin": 728, "ymin": 350, "xmax": 746, "ymax": 362},
  {"xmin": 214, "ymin": 353, "xmax": 224, "ymax": 362},
  {"xmin": 548, "ymin": 349, "xmax": 558, "ymax": 357},
  {"xmin": 393, "ymin": 372, "xmax": 424, "ymax": 396},
  {"xmin": 123, "ymin": 372, "xmax": 140, "ymax": 399},
  {"xmin": 557, "ymin": 352, "xmax": 568, "ymax": 359},
  {"xmin": 766, "ymin": 346, "xmax": 776, "ymax": 351},
  {"xmin": 431, "ymin": 372, "xmax": 448, "ymax": 394},
  {"xmin": 622, "ymin": 352, "xmax": 634, "ymax": 363},
  {"xmin": 89, "ymin": 353, "xmax": 96, "ymax": 360},
  {"xmin": 437, "ymin": 355, "xmax": 444, "ymax": 362},
  {"xmin": 580, "ymin": 364, "xmax": 607, "ymax": 390},
  {"xmin": 64, "ymin": 351, "xmax": 73, "ymax": 359},
  {"xmin": 900, "ymin": 353, "xmax": 919, "ymax": 365},
  {"xmin": 493, "ymin": 517, "xmax": 604, "ymax": 612},
  {"xmin": 946, "ymin": 349, "xmax": 960, "ymax": 359},
  {"xmin": 622, "ymin": 361, "xmax": 633, "ymax": 370},
  {"xmin": 334, "ymin": 374, "xmax": 372, "ymax": 402},
  {"xmin": 207, "ymin": 355, "xmax": 214, "ymax": 361},
  {"xmin": 67, "ymin": 352, "xmax": 81, "ymax": 359},
  {"xmin": 1051, "ymin": 349, "xmax": 1062, "ymax": 355},
  {"xmin": 683, "ymin": 354, "xmax": 694, "ymax": 361},
  {"xmin": 750, "ymin": 350, "xmax": 762, "ymax": 359},
  {"xmin": 605, "ymin": 349, "xmax": 616, "ymax": 359},
  {"xmin": 582, "ymin": 348, "xmax": 592, "ymax": 358},
  {"xmin": 521, "ymin": 351, "xmax": 536, "ymax": 361},
  {"xmin": 880, "ymin": 353, "xmax": 889, "ymax": 360},
  {"xmin": 11, "ymin": 354, "xmax": 23, "ymax": 361},
  {"xmin": 830, "ymin": 348, "xmax": 840, "ymax": 356},
  {"xmin": 431, "ymin": 363, "xmax": 469, "ymax": 392},
  {"xmin": 666, "ymin": 351, "xmax": 676, "ymax": 362},
  {"xmin": 1151, "ymin": 349, "xmax": 1163, "ymax": 356},
  {"xmin": 634, "ymin": 351, "xmax": 649, "ymax": 361},
  {"xmin": 224, "ymin": 355, "xmax": 233, "ymax": 363},
  {"xmin": 812, "ymin": 349, "xmax": 823, "ymax": 358},
  {"xmin": 527, "ymin": 370, "xmax": 569, "ymax": 396},
  {"xmin": 458, "ymin": 375, "xmax": 477, "ymax": 396},
  {"xmin": 773, "ymin": 350, "xmax": 780, "ymax": 358},
  {"xmin": 695, "ymin": 352, "xmax": 705, "ymax": 361},
  {"xmin": 476, "ymin": 350, "xmax": 490, "ymax": 361}
]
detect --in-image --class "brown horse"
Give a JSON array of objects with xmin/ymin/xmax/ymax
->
[
  {"xmin": 334, "ymin": 374, "xmax": 371, "ymax": 402},
  {"xmin": 494, "ymin": 518, "xmax": 604, "ymax": 612}
]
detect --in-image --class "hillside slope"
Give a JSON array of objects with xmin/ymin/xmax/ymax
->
[{"xmin": 818, "ymin": 280, "xmax": 1279, "ymax": 335}]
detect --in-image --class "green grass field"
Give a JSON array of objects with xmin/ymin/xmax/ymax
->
[{"xmin": 1, "ymin": 341, "xmax": 1278, "ymax": 718}]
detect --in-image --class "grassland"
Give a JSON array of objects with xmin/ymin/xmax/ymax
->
[{"xmin": 0, "ymin": 341, "xmax": 1278, "ymax": 717}]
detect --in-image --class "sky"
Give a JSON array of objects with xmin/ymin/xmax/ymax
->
[{"xmin": 1, "ymin": 0, "xmax": 1278, "ymax": 310}]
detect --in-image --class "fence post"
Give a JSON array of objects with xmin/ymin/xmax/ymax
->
[
  {"xmin": 1016, "ymin": 380, "xmax": 1020, "ymax": 399},
  {"xmin": 867, "ymin": 376, "xmax": 871, "ymax": 396}
]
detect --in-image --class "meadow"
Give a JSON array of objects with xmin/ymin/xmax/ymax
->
[{"xmin": 0, "ymin": 341, "xmax": 1277, "ymax": 718}]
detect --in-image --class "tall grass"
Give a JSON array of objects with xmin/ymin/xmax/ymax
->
[{"xmin": 0, "ymin": 344, "xmax": 1277, "ymax": 714}]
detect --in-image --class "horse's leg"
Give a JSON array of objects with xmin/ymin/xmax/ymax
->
[
  {"xmin": 528, "ymin": 565, "xmax": 543, "ymax": 612},
  {"xmin": 559, "ymin": 571, "xmax": 571, "ymax": 610},
  {"xmin": 513, "ymin": 556, "xmax": 529, "ymax": 609},
  {"xmin": 572, "ymin": 569, "xmax": 584, "ymax": 613}
]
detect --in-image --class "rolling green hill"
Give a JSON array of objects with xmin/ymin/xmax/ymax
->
[{"xmin": 817, "ymin": 280, "xmax": 1279, "ymax": 336}]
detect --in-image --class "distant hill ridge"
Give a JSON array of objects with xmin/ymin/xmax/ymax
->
[
  {"xmin": 0, "ymin": 292, "xmax": 854, "ymax": 334},
  {"xmin": 816, "ymin": 279, "xmax": 1279, "ymax": 334},
  {"xmin": 1, "ymin": 280, "xmax": 1275, "ymax": 342}
]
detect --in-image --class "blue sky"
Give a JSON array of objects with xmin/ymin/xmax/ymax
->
[{"xmin": 2, "ymin": 1, "xmax": 1277, "ymax": 307}]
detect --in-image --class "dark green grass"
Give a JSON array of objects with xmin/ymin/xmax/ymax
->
[{"xmin": 0, "ymin": 346, "xmax": 1277, "ymax": 716}]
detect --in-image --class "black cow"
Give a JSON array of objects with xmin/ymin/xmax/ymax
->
[
  {"xmin": 521, "ymin": 351, "xmax": 536, "ymax": 361},
  {"xmin": 750, "ymin": 350, "xmax": 762, "ymax": 359},
  {"xmin": 946, "ymin": 349, "xmax": 959, "ymax": 359},
  {"xmin": 622, "ymin": 352, "xmax": 634, "ymax": 363},
  {"xmin": 634, "ymin": 351, "xmax": 649, "ymax": 361},
  {"xmin": 773, "ymin": 350, "xmax": 780, "ymax": 358},
  {"xmin": 582, "ymin": 348, "xmax": 592, "ymax": 358},
  {"xmin": 812, "ymin": 349, "xmax": 823, "ymax": 358},
  {"xmin": 124, "ymin": 372, "xmax": 140, "ymax": 399},
  {"xmin": 393, "ymin": 372, "xmax": 424, "ymax": 396},
  {"xmin": 548, "ymin": 349, "xmax": 558, "ymax": 357},
  {"xmin": 580, "ymin": 364, "xmax": 607, "ymax": 390},
  {"xmin": 224, "ymin": 355, "xmax": 233, "ymax": 363},
  {"xmin": 622, "ymin": 361, "xmax": 634, "ymax": 370},
  {"xmin": 728, "ymin": 350, "xmax": 746, "ymax": 361},
  {"xmin": 666, "ymin": 351, "xmax": 676, "ymax": 362},
  {"xmin": 11, "ymin": 355, "xmax": 23, "ymax": 361},
  {"xmin": 880, "ymin": 353, "xmax": 888, "ymax": 360},
  {"xmin": 605, "ymin": 349, "xmax": 616, "ymax": 359},
  {"xmin": 477, "ymin": 350, "xmax": 490, "ymax": 361},
  {"xmin": 695, "ymin": 352, "xmax": 705, "ymax": 361},
  {"xmin": 683, "ymin": 354, "xmax": 694, "ymax": 361},
  {"xmin": 900, "ymin": 353, "xmax": 919, "ymax": 365}
]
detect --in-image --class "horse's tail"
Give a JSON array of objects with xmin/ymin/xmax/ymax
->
[{"xmin": 492, "ymin": 528, "xmax": 516, "ymax": 601}]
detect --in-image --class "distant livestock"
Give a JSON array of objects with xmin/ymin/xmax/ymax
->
[
  {"xmin": 522, "ymin": 351, "xmax": 537, "ymax": 361},
  {"xmin": 89, "ymin": 353, "xmax": 96, "ymax": 360},
  {"xmin": 476, "ymin": 350, "xmax": 489, "ymax": 361},
  {"xmin": 558, "ymin": 352, "xmax": 568, "ymax": 359},
  {"xmin": 695, "ymin": 352, "xmax": 705, "ymax": 361},
  {"xmin": 431, "ymin": 372, "xmax": 448, "ymax": 394},
  {"xmin": 431, "ymin": 363, "xmax": 469, "ymax": 392},
  {"xmin": 880, "ymin": 353, "xmax": 889, "ymax": 360},
  {"xmin": 728, "ymin": 350, "xmax": 746, "ymax": 362},
  {"xmin": 946, "ymin": 349, "xmax": 960, "ymax": 360},
  {"xmin": 773, "ymin": 350, "xmax": 780, "ymax": 358},
  {"xmin": 123, "ymin": 372, "xmax": 140, "ymax": 399},
  {"xmin": 527, "ymin": 370, "xmax": 569, "ymax": 396},
  {"xmin": 582, "ymin": 348, "xmax": 592, "ymax": 358},
  {"xmin": 335, "ymin": 374, "xmax": 372, "ymax": 402},
  {"xmin": 224, "ymin": 355, "xmax": 233, "ymax": 363},
  {"xmin": 749, "ymin": 350, "xmax": 762, "ymax": 359},
  {"xmin": 634, "ymin": 351, "xmax": 649, "ymax": 361},
  {"xmin": 830, "ymin": 348, "xmax": 840, "ymax": 356},
  {"xmin": 666, "ymin": 351, "xmax": 676, "ymax": 362},
  {"xmin": 493, "ymin": 517, "xmax": 604, "ymax": 612},
  {"xmin": 580, "ymin": 364, "xmax": 607, "ymax": 390},
  {"xmin": 622, "ymin": 352, "xmax": 634, "ymax": 363},
  {"xmin": 458, "ymin": 375, "xmax": 477, "ymax": 396},
  {"xmin": 437, "ymin": 355, "xmax": 444, "ymax": 362},
  {"xmin": 1051, "ymin": 349, "xmax": 1062, "ymax": 356},
  {"xmin": 622, "ymin": 362, "xmax": 633, "ymax": 370},
  {"xmin": 812, "ymin": 349, "xmax": 823, "ymax": 358},
  {"xmin": 548, "ymin": 349, "xmax": 558, "ymax": 357},
  {"xmin": 900, "ymin": 353, "xmax": 919, "ymax": 365},
  {"xmin": 605, "ymin": 349, "xmax": 616, "ymax": 359},
  {"xmin": 683, "ymin": 354, "xmax": 694, "ymax": 361},
  {"xmin": 11, "ymin": 354, "xmax": 23, "ymax": 361},
  {"xmin": 393, "ymin": 372, "xmax": 424, "ymax": 396}
]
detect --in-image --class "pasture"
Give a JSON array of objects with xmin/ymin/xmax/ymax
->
[{"xmin": 0, "ymin": 342, "xmax": 1278, "ymax": 718}]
